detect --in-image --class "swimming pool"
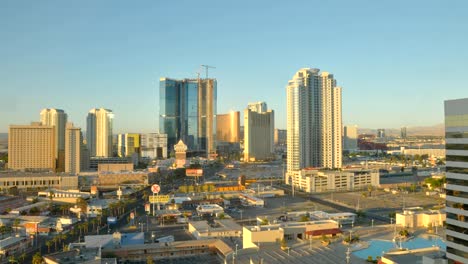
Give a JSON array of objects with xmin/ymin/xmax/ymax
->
[{"xmin": 353, "ymin": 237, "xmax": 446, "ymax": 260}]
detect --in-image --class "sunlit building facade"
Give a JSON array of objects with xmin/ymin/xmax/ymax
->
[
  {"xmin": 216, "ymin": 111, "xmax": 240, "ymax": 143},
  {"xmin": 444, "ymin": 98, "xmax": 468, "ymax": 263},
  {"xmin": 286, "ymin": 68, "xmax": 342, "ymax": 174},
  {"xmin": 117, "ymin": 133, "xmax": 140, "ymax": 157},
  {"xmin": 87, "ymin": 108, "xmax": 114, "ymax": 157},
  {"xmin": 8, "ymin": 123, "xmax": 56, "ymax": 171},
  {"xmin": 40, "ymin": 108, "xmax": 67, "ymax": 171}
]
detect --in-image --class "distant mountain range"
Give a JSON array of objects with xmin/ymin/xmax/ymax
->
[{"xmin": 358, "ymin": 124, "xmax": 444, "ymax": 136}]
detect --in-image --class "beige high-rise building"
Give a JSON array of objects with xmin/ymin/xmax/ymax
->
[
  {"xmin": 216, "ymin": 111, "xmax": 240, "ymax": 143},
  {"xmin": 65, "ymin": 123, "xmax": 83, "ymax": 174},
  {"xmin": 8, "ymin": 123, "xmax": 56, "ymax": 171},
  {"xmin": 87, "ymin": 108, "xmax": 114, "ymax": 157},
  {"xmin": 244, "ymin": 102, "xmax": 274, "ymax": 162},
  {"xmin": 343, "ymin": 125, "xmax": 358, "ymax": 151},
  {"xmin": 286, "ymin": 68, "xmax": 342, "ymax": 174},
  {"xmin": 40, "ymin": 108, "xmax": 67, "ymax": 171}
]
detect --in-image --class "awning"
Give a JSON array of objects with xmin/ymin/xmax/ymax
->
[{"xmin": 306, "ymin": 228, "xmax": 342, "ymax": 236}]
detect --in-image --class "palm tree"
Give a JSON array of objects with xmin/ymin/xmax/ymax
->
[
  {"xmin": 19, "ymin": 253, "xmax": 26, "ymax": 263},
  {"xmin": 8, "ymin": 256, "xmax": 17, "ymax": 263},
  {"xmin": 32, "ymin": 252, "xmax": 42, "ymax": 264},
  {"xmin": 53, "ymin": 236, "xmax": 58, "ymax": 251},
  {"xmin": 61, "ymin": 233, "xmax": 68, "ymax": 249},
  {"xmin": 13, "ymin": 218, "xmax": 20, "ymax": 235},
  {"xmin": 46, "ymin": 240, "xmax": 53, "ymax": 253},
  {"xmin": 90, "ymin": 218, "xmax": 97, "ymax": 233}
]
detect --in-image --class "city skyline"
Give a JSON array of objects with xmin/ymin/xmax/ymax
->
[{"xmin": 1, "ymin": 1, "xmax": 468, "ymax": 133}]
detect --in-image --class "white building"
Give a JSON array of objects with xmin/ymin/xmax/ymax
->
[
  {"xmin": 396, "ymin": 207, "xmax": 445, "ymax": 228},
  {"xmin": 286, "ymin": 68, "xmax": 342, "ymax": 173},
  {"xmin": 196, "ymin": 204, "xmax": 224, "ymax": 215},
  {"xmin": 140, "ymin": 133, "xmax": 168, "ymax": 159},
  {"xmin": 286, "ymin": 169, "xmax": 379, "ymax": 193},
  {"xmin": 444, "ymin": 98, "xmax": 468, "ymax": 264},
  {"xmin": 244, "ymin": 102, "xmax": 274, "ymax": 161},
  {"xmin": 343, "ymin": 125, "xmax": 358, "ymax": 151},
  {"xmin": 87, "ymin": 108, "xmax": 114, "ymax": 157},
  {"xmin": 188, "ymin": 219, "xmax": 242, "ymax": 240},
  {"xmin": 40, "ymin": 108, "xmax": 68, "ymax": 171}
]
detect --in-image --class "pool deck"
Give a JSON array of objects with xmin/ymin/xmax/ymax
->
[{"xmin": 233, "ymin": 226, "xmax": 445, "ymax": 264}]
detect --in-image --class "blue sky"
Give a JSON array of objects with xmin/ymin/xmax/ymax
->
[{"xmin": 1, "ymin": 0, "xmax": 467, "ymax": 133}]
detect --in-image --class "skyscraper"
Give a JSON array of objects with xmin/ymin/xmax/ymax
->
[
  {"xmin": 286, "ymin": 68, "xmax": 342, "ymax": 173},
  {"xmin": 159, "ymin": 78, "xmax": 217, "ymax": 156},
  {"xmin": 8, "ymin": 122, "xmax": 56, "ymax": 171},
  {"xmin": 40, "ymin": 108, "xmax": 67, "ymax": 171},
  {"xmin": 444, "ymin": 98, "xmax": 468, "ymax": 263},
  {"xmin": 65, "ymin": 123, "xmax": 83, "ymax": 174},
  {"xmin": 377, "ymin": 128, "xmax": 385, "ymax": 138},
  {"xmin": 87, "ymin": 108, "xmax": 114, "ymax": 157},
  {"xmin": 343, "ymin": 125, "xmax": 358, "ymax": 151},
  {"xmin": 244, "ymin": 102, "xmax": 274, "ymax": 162},
  {"xmin": 216, "ymin": 111, "xmax": 240, "ymax": 143},
  {"xmin": 401, "ymin": 127, "xmax": 407, "ymax": 139}
]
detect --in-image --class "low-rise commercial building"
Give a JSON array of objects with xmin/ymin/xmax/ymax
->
[
  {"xmin": 285, "ymin": 168, "xmax": 379, "ymax": 193},
  {"xmin": 98, "ymin": 170, "xmax": 156, "ymax": 187},
  {"xmin": 0, "ymin": 172, "xmax": 78, "ymax": 191},
  {"xmin": 243, "ymin": 220, "xmax": 341, "ymax": 249},
  {"xmin": 0, "ymin": 237, "xmax": 31, "ymax": 260},
  {"xmin": 188, "ymin": 219, "xmax": 242, "ymax": 240},
  {"xmin": 196, "ymin": 204, "xmax": 224, "ymax": 216},
  {"xmin": 396, "ymin": 207, "xmax": 446, "ymax": 228}
]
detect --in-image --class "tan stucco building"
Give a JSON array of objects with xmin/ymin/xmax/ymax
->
[
  {"xmin": 8, "ymin": 123, "xmax": 56, "ymax": 171},
  {"xmin": 396, "ymin": 207, "xmax": 446, "ymax": 228}
]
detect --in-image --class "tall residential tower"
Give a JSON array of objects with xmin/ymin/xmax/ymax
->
[
  {"xmin": 286, "ymin": 68, "xmax": 342, "ymax": 174},
  {"xmin": 444, "ymin": 98, "xmax": 468, "ymax": 263},
  {"xmin": 87, "ymin": 108, "xmax": 114, "ymax": 157}
]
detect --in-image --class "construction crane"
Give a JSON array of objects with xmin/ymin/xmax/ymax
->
[{"xmin": 200, "ymin": 65, "xmax": 216, "ymax": 79}]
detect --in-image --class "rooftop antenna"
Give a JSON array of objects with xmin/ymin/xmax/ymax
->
[{"xmin": 200, "ymin": 65, "xmax": 216, "ymax": 79}]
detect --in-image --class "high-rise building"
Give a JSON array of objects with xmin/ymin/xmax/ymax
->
[
  {"xmin": 343, "ymin": 125, "xmax": 358, "ymax": 151},
  {"xmin": 248, "ymin": 102, "xmax": 267, "ymax": 113},
  {"xmin": 117, "ymin": 133, "xmax": 140, "ymax": 157},
  {"xmin": 140, "ymin": 133, "xmax": 168, "ymax": 159},
  {"xmin": 65, "ymin": 123, "xmax": 83, "ymax": 174},
  {"xmin": 216, "ymin": 111, "xmax": 240, "ymax": 143},
  {"xmin": 377, "ymin": 128, "xmax": 385, "ymax": 138},
  {"xmin": 286, "ymin": 68, "xmax": 342, "ymax": 174},
  {"xmin": 244, "ymin": 102, "xmax": 274, "ymax": 161},
  {"xmin": 8, "ymin": 122, "xmax": 56, "ymax": 171},
  {"xmin": 444, "ymin": 98, "xmax": 468, "ymax": 263},
  {"xmin": 40, "ymin": 108, "xmax": 67, "ymax": 171},
  {"xmin": 87, "ymin": 108, "xmax": 114, "ymax": 157},
  {"xmin": 401, "ymin": 127, "xmax": 407, "ymax": 139},
  {"xmin": 274, "ymin": 129, "xmax": 287, "ymax": 146},
  {"xmin": 159, "ymin": 78, "xmax": 217, "ymax": 156}
]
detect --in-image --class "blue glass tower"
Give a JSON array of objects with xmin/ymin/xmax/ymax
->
[{"xmin": 159, "ymin": 78, "xmax": 217, "ymax": 156}]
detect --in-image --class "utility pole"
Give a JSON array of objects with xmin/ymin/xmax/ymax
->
[{"xmin": 200, "ymin": 65, "xmax": 216, "ymax": 79}]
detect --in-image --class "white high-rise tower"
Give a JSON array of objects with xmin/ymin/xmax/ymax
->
[
  {"xmin": 40, "ymin": 108, "xmax": 67, "ymax": 171},
  {"xmin": 87, "ymin": 108, "xmax": 114, "ymax": 157},
  {"xmin": 286, "ymin": 68, "xmax": 342, "ymax": 174}
]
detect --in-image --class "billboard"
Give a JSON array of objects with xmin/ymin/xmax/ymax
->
[
  {"xmin": 107, "ymin": 217, "xmax": 117, "ymax": 224},
  {"xmin": 186, "ymin": 169, "xmax": 203, "ymax": 177},
  {"xmin": 149, "ymin": 195, "xmax": 170, "ymax": 204}
]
